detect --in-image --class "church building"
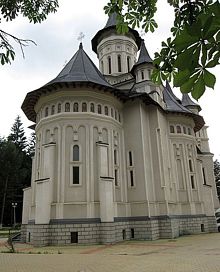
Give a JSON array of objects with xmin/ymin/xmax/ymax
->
[{"xmin": 21, "ymin": 14, "xmax": 219, "ymax": 246}]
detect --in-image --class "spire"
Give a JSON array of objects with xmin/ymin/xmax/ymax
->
[
  {"xmin": 46, "ymin": 44, "xmax": 112, "ymax": 88},
  {"xmin": 165, "ymin": 81, "xmax": 181, "ymax": 103},
  {"xmin": 104, "ymin": 12, "xmax": 117, "ymax": 28},
  {"xmin": 91, "ymin": 13, "xmax": 142, "ymax": 53},
  {"xmin": 135, "ymin": 39, "xmax": 153, "ymax": 65},
  {"xmin": 182, "ymin": 93, "xmax": 201, "ymax": 112}
]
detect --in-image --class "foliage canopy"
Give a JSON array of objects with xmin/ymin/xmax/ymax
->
[{"xmin": 104, "ymin": 0, "xmax": 220, "ymax": 99}]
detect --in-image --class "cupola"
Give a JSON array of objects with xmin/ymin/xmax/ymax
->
[
  {"xmin": 91, "ymin": 13, "xmax": 142, "ymax": 78},
  {"xmin": 182, "ymin": 93, "xmax": 201, "ymax": 114},
  {"xmin": 131, "ymin": 39, "xmax": 153, "ymax": 83}
]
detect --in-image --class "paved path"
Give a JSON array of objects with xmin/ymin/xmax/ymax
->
[{"xmin": 0, "ymin": 233, "xmax": 220, "ymax": 272}]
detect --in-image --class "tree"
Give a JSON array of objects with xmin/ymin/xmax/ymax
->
[
  {"xmin": 0, "ymin": 0, "xmax": 59, "ymax": 65},
  {"xmin": 104, "ymin": 0, "xmax": 220, "ymax": 99},
  {"xmin": 214, "ymin": 159, "xmax": 220, "ymax": 201},
  {"xmin": 27, "ymin": 132, "xmax": 36, "ymax": 158},
  {"xmin": 8, "ymin": 116, "xmax": 27, "ymax": 151}
]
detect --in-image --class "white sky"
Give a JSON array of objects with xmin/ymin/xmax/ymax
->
[{"xmin": 0, "ymin": 0, "xmax": 219, "ymax": 160}]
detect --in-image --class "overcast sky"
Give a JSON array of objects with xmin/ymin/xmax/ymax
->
[{"xmin": 0, "ymin": 0, "xmax": 219, "ymax": 160}]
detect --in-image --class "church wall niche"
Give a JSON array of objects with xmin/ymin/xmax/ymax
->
[
  {"xmin": 123, "ymin": 101, "xmax": 149, "ymax": 203},
  {"xmin": 64, "ymin": 125, "xmax": 87, "ymax": 203}
]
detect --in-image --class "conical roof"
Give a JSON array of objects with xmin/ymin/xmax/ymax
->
[
  {"xmin": 135, "ymin": 39, "xmax": 153, "ymax": 65},
  {"xmin": 46, "ymin": 43, "xmax": 112, "ymax": 88},
  {"xmin": 22, "ymin": 43, "xmax": 114, "ymax": 122},
  {"xmin": 131, "ymin": 39, "xmax": 153, "ymax": 75},
  {"xmin": 182, "ymin": 93, "xmax": 201, "ymax": 112},
  {"xmin": 91, "ymin": 12, "xmax": 142, "ymax": 53}
]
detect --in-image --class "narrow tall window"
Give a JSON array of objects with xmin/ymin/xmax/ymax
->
[
  {"xmin": 111, "ymin": 108, "xmax": 114, "ymax": 117},
  {"xmin": 73, "ymin": 145, "xmax": 79, "ymax": 161},
  {"xmin": 202, "ymin": 167, "xmax": 207, "ymax": 185},
  {"xmin": 57, "ymin": 103, "xmax": 61, "ymax": 113},
  {"xmin": 127, "ymin": 56, "xmax": 130, "ymax": 72},
  {"xmin": 90, "ymin": 103, "xmax": 95, "ymax": 112},
  {"xmin": 191, "ymin": 175, "xmax": 195, "ymax": 189},
  {"xmin": 188, "ymin": 128, "xmax": 191, "ymax": 135},
  {"xmin": 117, "ymin": 55, "xmax": 122, "ymax": 72},
  {"xmin": 170, "ymin": 125, "xmax": 175, "ymax": 133},
  {"xmin": 104, "ymin": 106, "xmax": 108, "ymax": 116},
  {"xmin": 82, "ymin": 102, "xmax": 87, "ymax": 112},
  {"xmin": 115, "ymin": 110, "xmax": 118, "ymax": 120},
  {"xmin": 114, "ymin": 149, "xmax": 119, "ymax": 186},
  {"xmin": 73, "ymin": 102, "xmax": 78, "ymax": 112},
  {"xmin": 189, "ymin": 160, "xmax": 193, "ymax": 172},
  {"xmin": 183, "ymin": 126, "xmax": 187, "ymax": 134},
  {"xmin": 73, "ymin": 166, "xmax": 79, "ymax": 184},
  {"xmin": 45, "ymin": 107, "xmax": 48, "ymax": 117},
  {"xmin": 177, "ymin": 125, "xmax": 181, "ymax": 134},
  {"xmin": 141, "ymin": 70, "xmax": 144, "ymax": 80},
  {"xmin": 98, "ymin": 104, "xmax": 102, "ymax": 114},
  {"xmin": 108, "ymin": 56, "xmax": 111, "ymax": 74},
  {"xmin": 51, "ymin": 105, "xmax": 55, "ymax": 115},
  {"xmin": 115, "ymin": 169, "xmax": 118, "ymax": 186},
  {"xmin": 130, "ymin": 170, "xmax": 134, "ymax": 187},
  {"xmin": 129, "ymin": 151, "xmax": 133, "ymax": 166},
  {"xmin": 65, "ymin": 102, "xmax": 70, "ymax": 112}
]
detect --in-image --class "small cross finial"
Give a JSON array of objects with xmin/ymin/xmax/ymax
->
[{"xmin": 77, "ymin": 32, "xmax": 85, "ymax": 43}]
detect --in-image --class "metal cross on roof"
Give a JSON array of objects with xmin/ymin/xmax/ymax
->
[{"xmin": 77, "ymin": 32, "xmax": 85, "ymax": 42}]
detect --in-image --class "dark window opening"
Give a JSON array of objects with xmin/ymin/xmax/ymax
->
[
  {"xmin": 65, "ymin": 102, "xmax": 70, "ymax": 112},
  {"xmin": 130, "ymin": 170, "xmax": 134, "ymax": 187},
  {"xmin": 73, "ymin": 103, "xmax": 78, "ymax": 112},
  {"xmin": 98, "ymin": 104, "xmax": 102, "ymax": 114},
  {"xmin": 51, "ymin": 105, "xmax": 55, "ymax": 115},
  {"xmin": 188, "ymin": 128, "xmax": 191, "ymax": 135},
  {"xmin": 28, "ymin": 232, "xmax": 31, "ymax": 242},
  {"xmin": 115, "ymin": 169, "xmax": 118, "ymax": 186},
  {"xmin": 71, "ymin": 232, "xmax": 78, "ymax": 243},
  {"xmin": 82, "ymin": 102, "xmax": 87, "ymax": 112},
  {"xmin": 58, "ymin": 103, "xmax": 61, "ymax": 113},
  {"xmin": 90, "ymin": 103, "xmax": 95, "ymax": 112},
  {"xmin": 177, "ymin": 125, "xmax": 181, "ymax": 134},
  {"xmin": 129, "ymin": 151, "xmax": 133, "ymax": 166},
  {"xmin": 118, "ymin": 55, "xmax": 122, "ymax": 72},
  {"xmin": 127, "ymin": 56, "xmax": 130, "ymax": 72},
  {"xmin": 170, "ymin": 125, "xmax": 174, "ymax": 133},
  {"xmin": 191, "ymin": 175, "xmax": 195, "ymax": 189},
  {"xmin": 45, "ymin": 107, "xmax": 48, "ymax": 117},
  {"xmin": 73, "ymin": 166, "xmax": 79, "ymax": 184},
  {"xmin": 202, "ymin": 167, "xmax": 207, "ymax": 185},
  {"xmin": 131, "ymin": 228, "xmax": 134, "ymax": 239},
  {"xmin": 104, "ymin": 106, "xmax": 108, "ymax": 116},
  {"xmin": 189, "ymin": 160, "xmax": 193, "ymax": 172},
  {"xmin": 122, "ymin": 229, "xmax": 126, "ymax": 240},
  {"xmin": 141, "ymin": 71, "xmax": 144, "ymax": 80},
  {"xmin": 108, "ymin": 57, "xmax": 111, "ymax": 74},
  {"xmin": 201, "ymin": 224, "xmax": 205, "ymax": 232}
]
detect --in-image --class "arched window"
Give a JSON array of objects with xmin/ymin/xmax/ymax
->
[
  {"xmin": 51, "ymin": 105, "xmax": 55, "ymax": 115},
  {"xmin": 117, "ymin": 55, "xmax": 122, "ymax": 72},
  {"xmin": 65, "ymin": 102, "xmax": 70, "ymax": 112},
  {"xmin": 98, "ymin": 104, "xmax": 102, "ymax": 114},
  {"xmin": 57, "ymin": 103, "xmax": 61, "ymax": 113},
  {"xmin": 170, "ymin": 125, "xmax": 175, "ymax": 133},
  {"xmin": 45, "ymin": 107, "xmax": 48, "ymax": 117},
  {"xmin": 73, "ymin": 145, "xmax": 79, "ymax": 161},
  {"xmin": 108, "ymin": 56, "xmax": 111, "ymax": 74},
  {"xmin": 141, "ymin": 70, "xmax": 145, "ymax": 80},
  {"xmin": 104, "ymin": 106, "xmax": 108, "ymax": 116},
  {"xmin": 73, "ymin": 102, "xmax": 78, "ymax": 112},
  {"xmin": 127, "ymin": 56, "xmax": 131, "ymax": 72},
  {"xmin": 90, "ymin": 103, "xmax": 95, "ymax": 112},
  {"xmin": 177, "ymin": 125, "xmax": 181, "ymax": 134},
  {"xmin": 82, "ymin": 102, "xmax": 87, "ymax": 112}
]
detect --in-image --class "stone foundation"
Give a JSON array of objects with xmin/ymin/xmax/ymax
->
[{"xmin": 21, "ymin": 215, "xmax": 218, "ymax": 246}]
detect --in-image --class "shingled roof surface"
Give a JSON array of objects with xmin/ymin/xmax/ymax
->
[
  {"xmin": 22, "ymin": 43, "xmax": 115, "ymax": 122},
  {"xmin": 46, "ymin": 43, "xmax": 112, "ymax": 88},
  {"xmin": 91, "ymin": 13, "xmax": 142, "ymax": 53},
  {"xmin": 182, "ymin": 93, "xmax": 201, "ymax": 111}
]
